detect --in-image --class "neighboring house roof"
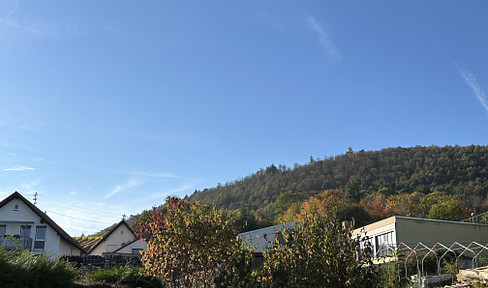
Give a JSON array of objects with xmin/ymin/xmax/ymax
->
[
  {"xmin": 86, "ymin": 219, "xmax": 137, "ymax": 254},
  {"xmin": 0, "ymin": 191, "xmax": 86, "ymax": 253},
  {"xmin": 73, "ymin": 236, "xmax": 103, "ymax": 250}
]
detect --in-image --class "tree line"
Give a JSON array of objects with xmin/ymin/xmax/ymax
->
[{"xmin": 186, "ymin": 145, "xmax": 488, "ymax": 229}]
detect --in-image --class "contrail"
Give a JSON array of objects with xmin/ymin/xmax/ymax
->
[
  {"xmin": 306, "ymin": 16, "xmax": 341, "ymax": 61},
  {"xmin": 456, "ymin": 65, "xmax": 488, "ymax": 112}
]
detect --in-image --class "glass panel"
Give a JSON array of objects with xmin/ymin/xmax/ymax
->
[
  {"xmin": 375, "ymin": 231, "xmax": 394, "ymax": 257},
  {"xmin": 34, "ymin": 241, "xmax": 44, "ymax": 250},
  {"xmin": 20, "ymin": 226, "xmax": 31, "ymax": 237},
  {"xmin": 0, "ymin": 226, "xmax": 6, "ymax": 237},
  {"xmin": 34, "ymin": 227, "xmax": 46, "ymax": 250},
  {"xmin": 35, "ymin": 227, "xmax": 47, "ymax": 241}
]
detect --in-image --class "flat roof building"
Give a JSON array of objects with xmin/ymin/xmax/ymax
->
[{"xmin": 353, "ymin": 216, "xmax": 488, "ymax": 259}]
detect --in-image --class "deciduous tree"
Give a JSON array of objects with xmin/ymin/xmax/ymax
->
[{"xmin": 138, "ymin": 197, "xmax": 255, "ymax": 288}]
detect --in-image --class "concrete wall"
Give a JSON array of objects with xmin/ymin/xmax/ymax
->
[{"xmin": 395, "ymin": 217, "xmax": 488, "ymax": 246}]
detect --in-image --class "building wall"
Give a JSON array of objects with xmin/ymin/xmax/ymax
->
[
  {"xmin": 115, "ymin": 239, "xmax": 146, "ymax": 254},
  {"xmin": 59, "ymin": 238, "xmax": 83, "ymax": 256},
  {"xmin": 353, "ymin": 217, "xmax": 395, "ymax": 239},
  {"xmin": 90, "ymin": 224, "xmax": 137, "ymax": 255},
  {"xmin": 395, "ymin": 217, "xmax": 488, "ymax": 246}
]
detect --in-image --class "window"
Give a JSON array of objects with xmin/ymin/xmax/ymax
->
[
  {"xmin": 107, "ymin": 245, "xmax": 117, "ymax": 252},
  {"xmin": 13, "ymin": 204, "xmax": 19, "ymax": 211},
  {"xmin": 20, "ymin": 225, "xmax": 31, "ymax": 238},
  {"xmin": 0, "ymin": 225, "xmax": 5, "ymax": 237},
  {"xmin": 34, "ymin": 227, "xmax": 47, "ymax": 250},
  {"xmin": 375, "ymin": 231, "xmax": 395, "ymax": 258},
  {"xmin": 132, "ymin": 248, "xmax": 143, "ymax": 254}
]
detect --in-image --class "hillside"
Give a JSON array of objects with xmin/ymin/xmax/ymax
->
[
  {"xmin": 187, "ymin": 145, "xmax": 488, "ymax": 222},
  {"xmin": 98, "ymin": 145, "xmax": 488, "ymax": 236}
]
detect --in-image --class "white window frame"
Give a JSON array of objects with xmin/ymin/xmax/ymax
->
[{"xmin": 34, "ymin": 226, "xmax": 47, "ymax": 251}]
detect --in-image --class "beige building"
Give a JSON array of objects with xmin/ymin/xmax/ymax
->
[{"xmin": 353, "ymin": 216, "xmax": 488, "ymax": 259}]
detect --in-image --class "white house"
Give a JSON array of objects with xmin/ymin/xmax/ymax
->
[
  {"xmin": 0, "ymin": 191, "xmax": 85, "ymax": 257},
  {"xmin": 77, "ymin": 219, "xmax": 146, "ymax": 256}
]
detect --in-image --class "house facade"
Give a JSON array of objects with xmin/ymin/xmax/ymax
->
[
  {"xmin": 76, "ymin": 219, "xmax": 146, "ymax": 256},
  {"xmin": 0, "ymin": 191, "xmax": 85, "ymax": 257},
  {"xmin": 353, "ymin": 216, "xmax": 488, "ymax": 259}
]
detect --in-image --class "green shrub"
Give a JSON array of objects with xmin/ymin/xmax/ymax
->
[
  {"xmin": 0, "ymin": 247, "xmax": 77, "ymax": 288},
  {"xmin": 86, "ymin": 265, "xmax": 162, "ymax": 288}
]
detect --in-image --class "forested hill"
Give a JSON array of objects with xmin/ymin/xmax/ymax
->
[{"xmin": 187, "ymin": 145, "xmax": 488, "ymax": 220}]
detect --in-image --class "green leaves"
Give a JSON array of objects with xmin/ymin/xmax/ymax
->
[{"xmin": 261, "ymin": 209, "xmax": 366, "ymax": 288}]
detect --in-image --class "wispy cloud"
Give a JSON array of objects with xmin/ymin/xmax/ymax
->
[
  {"xmin": 306, "ymin": 16, "xmax": 341, "ymax": 61},
  {"xmin": 0, "ymin": 0, "xmax": 58, "ymax": 40},
  {"xmin": 105, "ymin": 179, "xmax": 142, "ymax": 199},
  {"xmin": 4, "ymin": 165, "xmax": 35, "ymax": 171},
  {"xmin": 456, "ymin": 65, "xmax": 488, "ymax": 112},
  {"xmin": 0, "ymin": 0, "xmax": 19, "ymax": 26}
]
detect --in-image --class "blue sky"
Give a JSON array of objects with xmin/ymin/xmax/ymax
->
[{"xmin": 1, "ymin": 1, "xmax": 487, "ymax": 236}]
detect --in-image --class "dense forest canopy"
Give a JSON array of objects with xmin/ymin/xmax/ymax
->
[{"xmin": 187, "ymin": 145, "xmax": 488, "ymax": 224}]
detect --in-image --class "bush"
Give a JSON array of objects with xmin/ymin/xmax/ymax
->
[
  {"xmin": 259, "ymin": 208, "xmax": 367, "ymax": 287},
  {"xmin": 0, "ymin": 247, "xmax": 77, "ymax": 288},
  {"xmin": 138, "ymin": 197, "xmax": 254, "ymax": 287},
  {"xmin": 86, "ymin": 265, "xmax": 162, "ymax": 288}
]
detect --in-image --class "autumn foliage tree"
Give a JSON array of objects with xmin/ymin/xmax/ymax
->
[
  {"xmin": 137, "ymin": 197, "xmax": 255, "ymax": 288},
  {"xmin": 280, "ymin": 189, "xmax": 370, "ymax": 227}
]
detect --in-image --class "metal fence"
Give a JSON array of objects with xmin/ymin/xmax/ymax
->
[
  {"xmin": 63, "ymin": 254, "xmax": 142, "ymax": 270},
  {"xmin": 0, "ymin": 236, "xmax": 32, "ymax": 250},
  {"xmin": 373, "ymin": 241, "xmax": 488, "ymax": 287}
]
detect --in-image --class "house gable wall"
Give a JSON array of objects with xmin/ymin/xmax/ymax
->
[
  {"xmin": 90, "ymin": 223, "xmax": 137, "ymax": 255},
  {"xmin": 59, "ymin": 238, "xmax": 83, "ymax": 256},
  {"xmin": 114, "ymin": 239, "xmax": 146, "ymax": 254},
  {"xmin": 0, "ymin": 197, "xmax": 82, "ymax": 257}
]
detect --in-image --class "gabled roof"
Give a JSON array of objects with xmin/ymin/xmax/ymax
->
[
  {"xmin": 87, "ymin": 219, "xmax": 137, "ymax": 254},
  {"xmin": 0, "ymin": 191, "xmax": 86, "ymax": 253}
]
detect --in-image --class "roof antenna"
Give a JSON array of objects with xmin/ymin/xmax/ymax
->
[{"xmin": 33, "ymin": 192, "xmax": 38, "ymax": 205}]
